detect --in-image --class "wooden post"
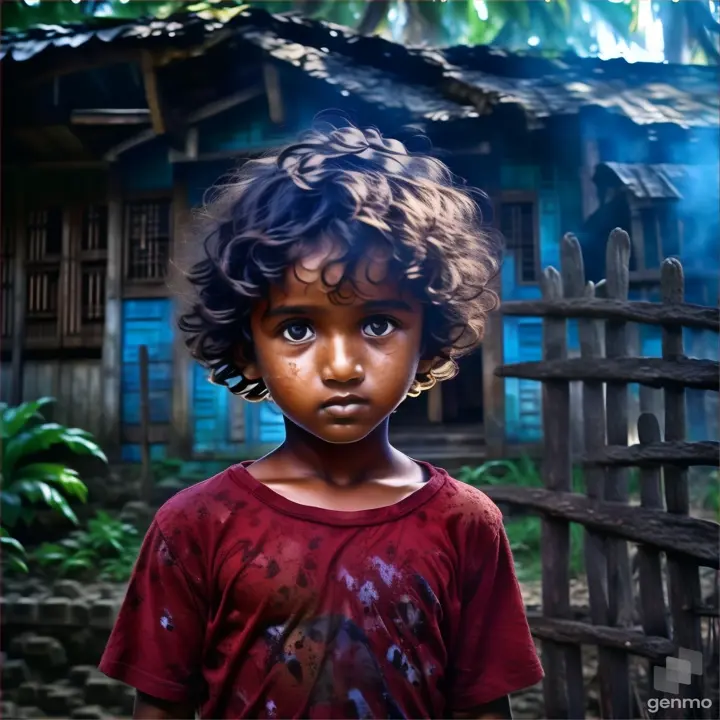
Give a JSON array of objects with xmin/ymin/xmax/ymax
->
[
  {"xmin": 482, "ymin": 276, "xmax": 505, "ymax": 458},
  {"xmin": 10, "ymin": 185, "xmax": 27, "ymax": 406},
  {"xmin": 555, "ymin": 237, "xmax": 588, "ymax": 719},
  {"xmin": 636, "ymin": 412, "xmax": 672, "ymax": 719},
  {"xmin": 169, "ymin": 171, "xmax": 192, "ymax": 458},
  {"xmin": 580, "ymin": 138, "xmax": 600, "ymax": 220},
  {"xmin": 660, "ymin": 259, "xmax": 703, "ymax": 709},
  {"xmin": 564, "ymin": 233, "xmax": 614, "ymax": 719},
  {"xmin": 139, "ymin": 344, "xmax": 153, "ymax": 504},
  {"xmin": 539, "ymin": 265, "xmax": 583, "ymax": 719},
  {"xmin": 101, "ymin": 168, "xmax": 123, "ymax": 458},
  {"xmin": 427, "ymin": 384, "xmax": 442, "ymax": 423},
  {"xmin": 603, "ymin": 229, "xmax": 634, "ymax": 718}
]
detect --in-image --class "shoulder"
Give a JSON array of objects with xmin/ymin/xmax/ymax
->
[
  {"xmin": 153, "ymin": 464, "xmax": 250, "ymax": 541},
  {"xmin": 426, "ymin": 467, "xmax": 504, "ymax": 543}
]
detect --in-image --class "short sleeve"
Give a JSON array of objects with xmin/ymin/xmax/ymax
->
[
  {"xmin": 99, "ymin": 519, "xmax": 207, "ymax": 705},
  {"xmin": 448, "ymin": 522, "xmax": 544, "ymax": 711}
]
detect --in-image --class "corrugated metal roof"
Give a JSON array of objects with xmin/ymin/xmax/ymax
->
[
  {"xmin": 2, "ymin": 7, "xmax": 718, "ymax": 129},
  {"xmin": 596, "ymin": 162, "xmax": 703, "ymax": 199}
]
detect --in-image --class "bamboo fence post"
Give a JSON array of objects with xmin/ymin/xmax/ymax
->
[
  {"xmin": 603, "ymin": 229, "xmax": 634, "ymax": 718},
  {"xmin": 660, "ymin": 259, "xmax": 703, "ymax": 710},
  {"xmin": 540, "ymin": 265, "xmax": 583, "ymax": 718},
  {"xmin": 562, "ymin": 233, "xmax": 614, "ymax": 719},
  {"xmin": 636, "ymin": 411, "xmax": 672, "ymax": 719},
  {"xmin": 558, "ymin": 237, "xmax": 588, "ymax": 718}
]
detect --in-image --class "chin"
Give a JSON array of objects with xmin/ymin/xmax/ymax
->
[{"xmin": 289, "ymin": 416, "xmax": 385, "ymax": 445}]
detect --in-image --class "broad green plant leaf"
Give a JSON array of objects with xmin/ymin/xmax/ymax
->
[
  {"xmin": 0, "ymin": 396, "xmax": 55, "ymax": 439},
  {"xmin": 15, "ymin": 463, "xmax": 88, "ymax": 503},
  {"xmin": 6, "ymin": 480, "xmax": 79, "ymax": 525},
  {"xmin": 2, "ymin": 423, "xmax": 68, "ymax": 476}
]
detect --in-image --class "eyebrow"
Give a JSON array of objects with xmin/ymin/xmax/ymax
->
[{"xmin": 263, "ymin": 299, "xmax": 414, "ymax": 319}]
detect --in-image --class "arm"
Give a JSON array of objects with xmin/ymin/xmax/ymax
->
[
  {"xmin": 446, "ymin": 506, "xmax": 543, "ymax": 715},
  {"xmin": 451, "ymin": 695, "xmax": 512, "ymax": 719},
  {"xmin": 134, "ymin": 691, "xmax": 196, "ymax": 720},
  {"xmin": 98, "ymin": 519, "xmax": 207, "ymax": 712}
]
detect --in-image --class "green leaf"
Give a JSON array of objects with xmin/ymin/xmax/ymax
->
[
  {"xmin": 3, "ymin": 555, "xmax": 29, "ymax": 574},
  {"xmin": 6, "ymin": 480, "xmax": 79, "ymax": 525},
  {"xmin": 17, "ymin": 464, "xmax": 88, "ymax": 503},
  {"xmin": 2, "ymin": 423, "xmax": 68, "ymax": 476},
  {"xmin": 1, "ymin": 491, "xmax": 22, "ymax": 528},
  {"xmin": 59, "ymin": 432, "xmax": 108, "ymax": 464},
  {"xmin": 0, "ymin": 533, "xmax": 26, "ymax": 556},
  {"xmin": 0, "ymin": 397, "xmax": 54, "ymax": 439}
]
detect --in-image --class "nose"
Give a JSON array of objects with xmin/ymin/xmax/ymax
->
[{"xmin": 320, "ymin": 334, "xmax": 365, "ymax": 385}]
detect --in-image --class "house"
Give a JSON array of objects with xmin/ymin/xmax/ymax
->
[{"xmin": 1, "ymin": 7, "xmax": 717, "ymax": 465}]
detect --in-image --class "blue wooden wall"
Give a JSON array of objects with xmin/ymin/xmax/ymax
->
[
  {"xmin": 121, "ymin": 299, "xmax": 174, "ymax": 461},
  {"xmin": 500, "ymin": 165, "xmax": 569, "ymax": 443}
]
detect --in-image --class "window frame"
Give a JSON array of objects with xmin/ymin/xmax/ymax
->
[
  {"xmin": 122, "ymin": 190, "xmax": 173, "ymax": 298},
  {"xmin": 497, "ymin": 190, "xmax": 541, "ymax": 286}
]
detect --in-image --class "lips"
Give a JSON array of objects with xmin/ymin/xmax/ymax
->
[
  {"xmin": 320, "ymin": 394, "xmax": 369, "ymax": 409},
  {"xmin": 319, "ymin": 395, "xmax": 369, "ymax": 418}
]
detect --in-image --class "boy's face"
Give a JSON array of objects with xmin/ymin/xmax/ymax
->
[{"xmin": 244, "ymin": 239, "xmax": 429, "ymax": 445}]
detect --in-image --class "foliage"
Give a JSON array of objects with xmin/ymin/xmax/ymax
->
[
  {"xmin": 0, "ymin": 397, "xmax": 107, "ymax": 574},
  {"xmin": 701, "ymin": 470, "xmax": 720, "ymax": 522},
  {"xmin": 3, "ymin": 0, "xmax": 718, "ymax": 64},
  {"xmin": 31, "ymin": 511, "xmax": 141, "ymax": 582},
  {"xmin": 504, "ymin": 516, "xmax": 586, "ymax": 582},
  {"xmin": 458, "ymin": 454, "xmax": 586, "ymax": 493}
]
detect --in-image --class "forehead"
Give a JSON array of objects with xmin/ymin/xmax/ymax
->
[{"xmin": 278, "ymin": 238, "xmax": 405, "ymax": 304}]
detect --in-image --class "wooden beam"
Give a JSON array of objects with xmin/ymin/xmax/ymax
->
[
  {"xmin": 101, "ymin": 168, "xmax": 123, "ymax": 459},
  {"xmin": 140, "ymin": 51, "xmax": 166, "ymax": 135},
  {"xmin": 482, "ymin": 485, "xmax": 720, "ymax": 567},
  {"xmin": 10, "ymin": 187, "xmax": 27, "ymax": 406},
  {"xmin": 71, "ymin": 109, "xmax": 151, "ymax": 126},
  {"xmin": 104, "ymin": 127, "xmax": 156, "ymax": 162},
  {"xmin": 496, "ymin": 357, "xmax": 720, "ymax": 391},
  {"xmin": 263, "ymin": 63, "xmax": 285, "ymax": 124},
  {"xmin": 527, "ymin": 614, "xmax": 676, "ymax": 662},
  {"xmin": 187, "ymin": 85, "xmax": 264, "ymax": 124},
  {"xmin": 500, "ymin": 297, "xmax": 719, "ymax": 332},
  {"xmin": 583, "ymin": 440, "xmax": 719, "ymax": 468}
]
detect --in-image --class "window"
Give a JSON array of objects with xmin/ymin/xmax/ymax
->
[
  {"xmin": 500, "ymin": 200, "xmax": 538, "ymax": 283},
  {"xmin": 125, "ymin": 200, "xmax": 171, "ymax": 281},
  {"xmin": 21, "ymin": 205, "xmax": 108, "ymax": 348},
  {"xmin": 80, "ymin": 205, "xmax": 108, "ymax": 324},
  {"xmin": 25, "ymin": 208, "xmax": 63, "ymax": 340}
]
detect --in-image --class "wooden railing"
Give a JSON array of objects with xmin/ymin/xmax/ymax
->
[{"xmin": 489, "ymin": 229, "xmax": 719, "ymax": 719}]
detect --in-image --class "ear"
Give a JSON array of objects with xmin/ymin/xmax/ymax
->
[
  {"xmin": 233, "ymin": 346, "xmax": 262, "ymax": 381},
  {"xmin": 416, "ymin": 357, "xmax": 437, "ymax": 376}
]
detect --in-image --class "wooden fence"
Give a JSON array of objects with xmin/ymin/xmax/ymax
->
[{"xmin": 486, "ymin": 229, "xmax": 719, "ymax": 719}]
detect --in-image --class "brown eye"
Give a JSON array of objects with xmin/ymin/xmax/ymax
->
[
  {"xmin": 282, "ymin": 323, "xmax": 314, "ymax": 343},
  {"xmin": 362, "ymin": 318, "xmax": 396, "ymax": 338}
]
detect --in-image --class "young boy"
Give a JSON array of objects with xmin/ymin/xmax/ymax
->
[{"xmin": 99, "ymin": 124, "xmax": 543, "ymax": 719}]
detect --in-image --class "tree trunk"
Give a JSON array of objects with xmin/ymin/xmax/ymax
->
[{"xmin": 356, "ymin": 0, "xmax": 391, "ymax": 36}]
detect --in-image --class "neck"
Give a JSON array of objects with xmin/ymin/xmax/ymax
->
[{"xmin": 272, "ymin": 416, "xmax": 401, "ymax": 487}]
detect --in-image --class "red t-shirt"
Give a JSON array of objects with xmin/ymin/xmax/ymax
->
[{"xmin": 99, "ymin": 462, "xmax": 543, "ymax": 718}]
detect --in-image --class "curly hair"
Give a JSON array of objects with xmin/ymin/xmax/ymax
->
[{"xmin": 178, "ymin": 122, "xmax": 501, "ymax": 402}]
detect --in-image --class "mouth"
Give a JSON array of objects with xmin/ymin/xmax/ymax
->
[{"xmin": 320, "ymin": 395, "xmax": 370, "ymax": 417}]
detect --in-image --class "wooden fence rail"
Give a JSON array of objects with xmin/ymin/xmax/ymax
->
[{"xmin": 493, "ymin": 229, "xmax": 719, "ymax": 719}]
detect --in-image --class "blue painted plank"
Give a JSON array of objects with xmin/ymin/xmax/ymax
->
[
  {"xmin": 121, "ymin": 298, "xmax": 174, "ymax": 461},
  {"xmin": 503, "ymin": 317, "xmax": 543, "ymax": 443}
]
